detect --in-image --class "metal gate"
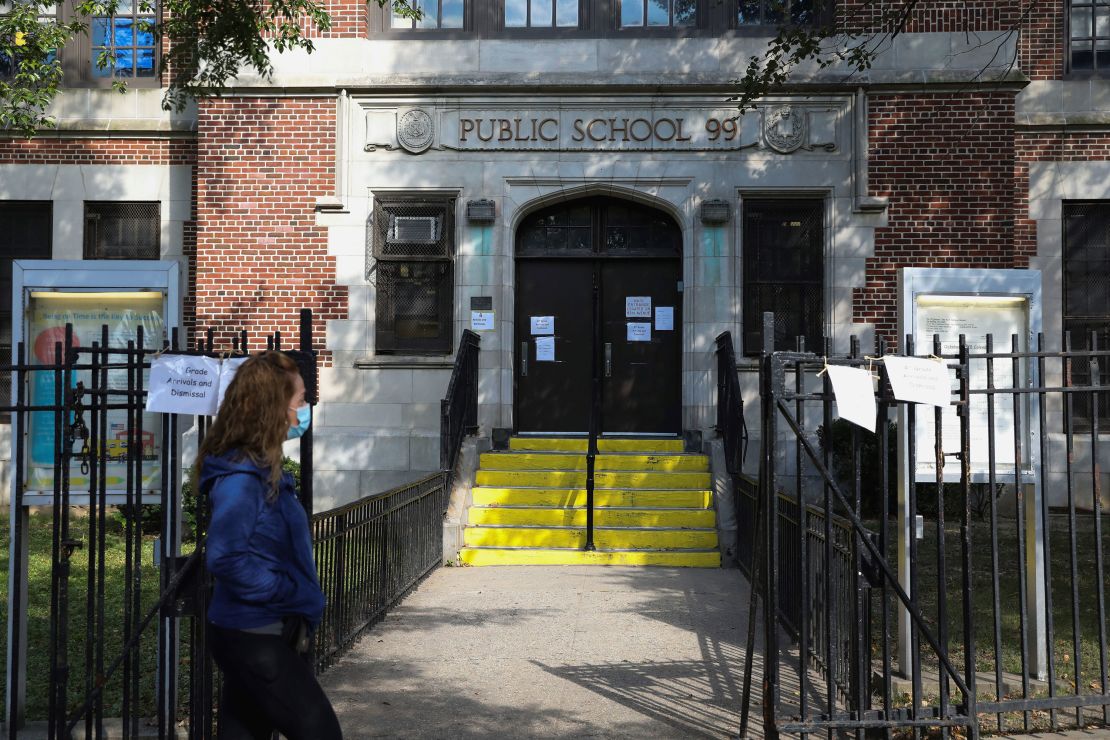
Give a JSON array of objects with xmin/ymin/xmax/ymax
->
[
  {"xmin": 733, "ymin": 312, "xmax": 1110, "ymax": 738},
  {"xmin": 5, "ymin": 311, "xmax": 316, "ymax": 739}
]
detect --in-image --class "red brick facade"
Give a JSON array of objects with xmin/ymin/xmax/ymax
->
[
  {"xmin": 194, "ymin": 97, "xmax": 344, "ymax": 359},
  {"xmin": 855, "ymin": 92, "xmax": 1019, "ymax": 345},
  {"xmin": 0, "ymin": 138, "xmax": 195, "ymax": 165}
]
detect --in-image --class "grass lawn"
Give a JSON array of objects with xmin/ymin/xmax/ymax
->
[{"xmin": 0, "ymin": 511, "xmax": 167, "ymax": 722}]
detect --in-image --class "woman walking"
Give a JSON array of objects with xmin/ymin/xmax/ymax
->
[{"xmin": 196, "ymin": 350, "xmax": 341, "ymax": 740}]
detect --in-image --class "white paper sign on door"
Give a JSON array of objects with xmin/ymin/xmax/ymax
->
[
  {"xmin": 627, "ymin": 322, "xmax": 652, "ymax": 342},
  {"xmin": 471, "ymin": 311, "xmax": 496, "ymax": 332},
  {"xmin": 655, "ymin": 306, "xmax": 674, "ymax": 331},
  {"xmin": 530, "ymin": 316, "xmax": 554, "ymax": 335},
  {"xmin": 535, "ymin": 336, "xmax": 555, "ymax": 361},
  {"xmin": 146, "ymin": 355, "xmax": 222, "ymax": 415},
  {"xmin": 625, "ymin": 297, "xmax": 652, "ymax": 318},
  {"xmin": 826, "ymin": 365, "xmax": 877, "ymax": 432},
  {"xmin": 883, "ymin": 356, "xmax": 952, "ymax": 407},
  {"xmin": 216, "ymin": 357, "xmax": 248, "ymax": 409}
]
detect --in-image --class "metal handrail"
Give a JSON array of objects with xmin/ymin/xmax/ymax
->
[{"xmin": 440, "ymin": 330, "xmax": 481, "ymax": 487}]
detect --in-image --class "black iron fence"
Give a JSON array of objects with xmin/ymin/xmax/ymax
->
[
  {"xmin": 736, "ymin": 311, "xmax": 1110, "ymax": 738},
  {"xmin": 440, "ymin": 329, "xmax": 480, "ymax": 484}
]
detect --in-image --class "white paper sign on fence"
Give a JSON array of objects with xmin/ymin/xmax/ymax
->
[
  {"xmin": 146, "ymin": 355, "xmax": 222, "ymax": 415},
  {"xmin": 216, "ymin": 357, "xmax": 248, "ymax": 410},
  {"xmin": 826, "ymin": 365, "xmax": 877, "ymax": 432},
  {"xmin": 530, "ymin": 316, "xmax": 554, "ymax": 335},
  {"xmin": 883, "ymin": 355, "xmax": 952, "ymax": 407},
  {"xmin": 535, "ymin": 336, "xmax": 555, "ymax": 361}
]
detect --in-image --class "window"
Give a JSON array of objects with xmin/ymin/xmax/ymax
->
[
  {"xmin": 0, "ymin": 1, "xmax": 59, "ymax": 78},
  {"xmin": 0, "ymin": 202, "xmax": 52, "ymax": 421},
  {"xmin": 63, "ymin": 0, "xmax": 158, "ymax": 85},
  {"xmin": 84, "ymin": 202, "xmax": 160, "ymax": 259},
  {"xmin": 737, "ymin": 0, "xmax": 827, "ymax": 26},
  {"xmin": 371, "ymin": 195, "xmax": 456, "ymax": 355},
  {"xmin": 506, "ymin": 0, "xmax": 578, "ymax": 28},
  {"xmin": 742, "ymin": 198, "xmax": 824, "ymax": 353},
  {"xmin": 1069, "ymin": 0, "xmax": 1110, "ymax": 73},
  {"xmin": 619, "ymin": 0, "xmax": 693, "ymax": 28},
  {"xmin": 1063, "ymin": 202, "xmax": 1110, "ymax": 426},
  {"xmin": 391, "ymin": 0, "xmax": 464, "ymax": 28}
]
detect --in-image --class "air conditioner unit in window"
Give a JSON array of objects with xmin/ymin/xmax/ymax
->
[{"xmin": 388, "ymin": 216, "xmax": 439, "ymax": 244}]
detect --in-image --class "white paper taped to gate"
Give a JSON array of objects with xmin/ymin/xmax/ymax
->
[
  {"xmin": 146, "ymin": 355, "xmax": 222, "ymax": 415},
  {"xmin": 216, "ymin": 357, "xmax": 248, "ymax": 410},
  {"xmin": 826, "ymin": 365, "xmax": 877, "ymax": 432},
  {"xmin": 655, "ymin": 306, "xmax": 674, "ymax": 331},
  {"xmin": 627, "ymin": 322, "xmax": 652, "ymax": 342},
  {"xmin": 535, "ymin": 336, "xmax": 555, "ymax": 361},
  {"xmin": 625, "ymin": 297, "xmax": 651, "ymax": 318},
  {"xmin": 530, "ymin": 316, "xmax": 554, "ymax": 335},
  {"xmin": 883, "ymin": 355, "xmax": 952, "ymax": 407}
]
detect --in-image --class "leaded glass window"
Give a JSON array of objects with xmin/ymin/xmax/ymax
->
[{"xmin": 1070, "ymin": 0, "xmax": 1110, "ymax": 72}]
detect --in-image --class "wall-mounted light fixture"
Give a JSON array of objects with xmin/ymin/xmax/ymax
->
[
  {"xmin": 466, "ymin": 199, "xmax": 496, "ymax": 223},
  {"xmin": 699, "ymin": 199, "xmax": 731, "ymax": 225}
]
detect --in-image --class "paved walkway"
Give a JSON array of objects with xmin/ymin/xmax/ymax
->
[
  {"xmin": 322, "ymin": 566, "xmax": 758, "ymax": 739},
  {"xmin": 321, "ymin": 565, "xmax": 1110, "ymax": 739}
]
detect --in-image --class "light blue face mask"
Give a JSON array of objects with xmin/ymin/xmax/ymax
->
[{"xmin": 287, "ymin": 404, "xmax": 311, "ymax": 440}]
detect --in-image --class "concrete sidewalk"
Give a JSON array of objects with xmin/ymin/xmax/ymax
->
[{"xmin": 322, "ymin": 566, "xmax": 757, "ymax": 739}]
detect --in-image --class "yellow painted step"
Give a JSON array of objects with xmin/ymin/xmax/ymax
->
[
  {"xmin": 595, "ymin": 454, "xmax": 707, "ymax": 472},
  {"xmin": 465, "ymin": 527, "xmax": 584, "ymax": 548},
  {"xmin": 469, "ymin": 507, "xmax": 716, "ymax": 528},
  {"xmin": 458, "ymin": 547, "xmax": 720, "ymax": 567},
  {"xmin": 475, "ymin": 470, "xmax": 710, "ymax": 489},
  {"xmin": 471, "ymin": 487, "xmax": 713, "ymax": 508},
  {"xmin": 480, "ymin": 452, "xmax": 585, "ymax": 470},
  {"xmin": 508, "ymin": 438, "xmax": 685, "ymax": 453}
]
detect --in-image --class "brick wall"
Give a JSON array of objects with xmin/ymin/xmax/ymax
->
[
  {"xmin": 1018, "ymin": 0, "xmax": 1065, "ymax": 80},
  {"xmin": 838, "ymin": 1, "xmax": 1020, "ymax": 33},
  {"xmin": 0, "ymin": 137, "xmax": 195, "ymax": 164},
  {"xmin": 194, "ymin": 97, "xmax": 344, "ymax": 360},
  {"xmin": 855, "ymin": 92, "xmax": 1018, "ymax": 346}
]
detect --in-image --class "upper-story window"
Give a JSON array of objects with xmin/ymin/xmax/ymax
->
[
  {"xmin": 392, "ymin": 0, "xmax": 463, "ymax": 28},
  {"xmin": 506, "ymin": 0, "xmax": 578, "ymax": 28},
  {"xmin": 619, "ymin": 0, "xmax": 693, "ymax": 28},
  {"xmin": 88, "ymin": 0, "xmax": 157, "ymax": 79},
  {"xmin": 738, "ymin": 0, "xmax": 825, "ymax": 26},
  {"xmin": 0, "ymin": 1, "xmax": 58, "ymax": 77},
  {"xmin": 1069, "ymin": 0, "xmax": 1110, "ymax": 73}
]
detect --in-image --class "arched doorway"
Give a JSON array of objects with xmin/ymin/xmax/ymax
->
[{"xmin": 513, "ymin": 196, "xmax": 682, "ymax": 434}]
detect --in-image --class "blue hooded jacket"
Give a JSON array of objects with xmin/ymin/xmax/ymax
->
[{"xmin": 200, "ymin": 450, "xmax": 325, "ymax": 630}]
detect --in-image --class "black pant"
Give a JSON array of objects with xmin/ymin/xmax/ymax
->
[{"xmin": 209, "ymin": 623, "xmax": 342, "ymax": 740}]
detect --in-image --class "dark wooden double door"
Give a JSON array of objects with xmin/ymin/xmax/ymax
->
[{"xmin": 514, "ymin": 197, "xmax": 682, "ymax": 434}]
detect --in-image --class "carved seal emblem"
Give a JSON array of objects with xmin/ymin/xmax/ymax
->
[
  {"xmin": 397, "ymin": 108, "xmax": 434, "ymax": 154},
  {"xmin": 763, "ymin": 105, "xmax": 806, "ymax": 154}
]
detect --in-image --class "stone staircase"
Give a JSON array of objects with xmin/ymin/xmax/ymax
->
[{"xmin": 458, "ymin": 436, "xmax": 719, "ymax": 567}]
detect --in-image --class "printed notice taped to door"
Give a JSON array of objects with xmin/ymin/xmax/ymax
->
[
  {"xmin": 530, "ymin": 316, "xmax": 554, "ymax": 335},
  {"xmin": 471, "ymin": 311, "xmax": 495, "ymax": 332},
  {"xmin": 826, "ymin": 365, "xmax": 876, "ymax": 432},
  {"xmin": 625, "ymin": 297, "xmax": 652, "ymax": 318},
  {"xmin": 883, "ymin": 355, "xmax": 953, "ymax": 407},
  {"xmin": 535, "ymin": 336, "xmax": 555, "ymax": 361},
  {"xmin": 146, "ymin": 354, "xmax": 222, "ymax": 416},
  {"xmin": 655, "ymin": 306, "xmax": 674, "ymax": 331},
  {"xmin": 627, "ymin": 322, "xmax": 652, "ymax": 342}
]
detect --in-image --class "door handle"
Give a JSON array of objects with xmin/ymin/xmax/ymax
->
[
  {"xmin": 521, "ymin": 341, "xmax": 528, "ymax": 376},
  {"xmin": 604, "ymin": 343, "xmax": 612, "ymax": 377}
]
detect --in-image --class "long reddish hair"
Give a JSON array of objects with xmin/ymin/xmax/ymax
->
[{"xmin": 196, "ymin": 351, "xmax": 298, "ymax": 499}]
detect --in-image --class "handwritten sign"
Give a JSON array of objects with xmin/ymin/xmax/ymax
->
[
  {"xmin": 627, "ymin": 323, "xmax": 652, "ymax": 342},
  {"xmin": 883, "ymin": 356, "xmax": 952, "ymax": 407},
  {"xmin": 216, "ymin": 357, "xmax": 247, "ymax": 410},
  {"xmin": 146, "ymin": 355, "xmax": 221, "ymax": 415},
  {"xmin": 535, "ymin": 336, "xmax": 555, "ymax": 361},
  {"xmin": 827, "ymin": 365, "xmax": 876, "ymax": 432},
  {"xmin": 530, "ymin": 316, "xmax": 554, "ymax": 335},
  {"xmin": 655, "ymin": 306, "xmax": 674, "ymax": 331},
  {"xmin": 625, "ymin": 297, "xmax": 651, "ymax": 318}
]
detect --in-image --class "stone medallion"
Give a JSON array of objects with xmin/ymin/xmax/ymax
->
[
  {"xmin": 397, "ymin": 108, "xmax": 435, "ymax": 154},
  {"xmin": 763, "ymin": 105, "xmax": 806, "ymax": 154}
]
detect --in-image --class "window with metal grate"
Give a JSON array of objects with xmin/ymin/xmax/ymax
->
[
  {"xmin": 741, "ymin": 198, "xmax": 824, "ymax": 355},
  {"xmin": 0, "ymin": 201, "xmax": 52, "ymax": 422},
  {"xmin": 370, "ymin": 196, "xmax": 456, "ymax": 354},
  {"xmin": 84, "ymin": 201, "xmax": 160, "ymax": 259},
  {"xmin": 1063, "ymin": 201, "xmax": 1110, "ymax": 428}
]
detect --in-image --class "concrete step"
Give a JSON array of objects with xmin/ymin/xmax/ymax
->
[
  {"xmin": 475, "ymin": 469, "xmax": 711, "ymax": 489},
  {"xmin": 470, "ymin": 487, "xmax": 713, "ymax": 509},
  {"xmin": 478, "ymin": 452, "xmax": 708, "ymax": 472},
  {"xmin": 458, "ymin": 547, "xmax": 721, "ymax": 567},
  {"xmin": 463, "ymin": 526, "xmax": 719, "ymax": 550},
  {"xmin": 508, "ymin": 437, "xmax": 685, "ymax": 453},
  {"xmin": 468, "ymin": 506, "xmax": 716, "ymax": 528}
]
